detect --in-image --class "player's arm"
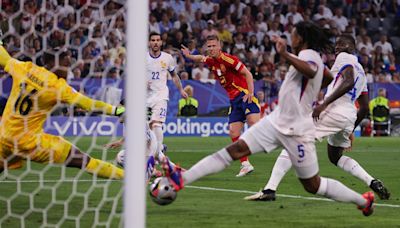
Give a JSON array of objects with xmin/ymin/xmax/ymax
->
[
  {"xmin": 321, "ymin": 65, "xmax": 333, "ymax": 89},
  {"xmin": 273, "ymin": 37, "xmax": 318, "ymax": 79},
  {"xmin": 181, "ymin": 45, "xmax": 206, "ymax": 62},
  {"xmin": 312, "ymin": 66, "xmax": 355, "ymax": 120},
  {"xmin": 0, "ymin": 45, "xmax": 12, "ymax": 68},
  {"xmin": 354, "ymin": 93, "xmax": 369, "ymax": 131},
  {"xmin": 59, "ymin": 80, "xmax": 125, "ymax": 116},
  {"xmin": 171, "ymin": 71, "xmax": 188, "ymax": 98},
  {"xmin": 239, "ymin": 65, "xmax": 255, "ymax": 103}
]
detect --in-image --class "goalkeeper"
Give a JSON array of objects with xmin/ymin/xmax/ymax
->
[{"xmin": 0, "ymin": 45, "xmax": 125, "ymax": 179}]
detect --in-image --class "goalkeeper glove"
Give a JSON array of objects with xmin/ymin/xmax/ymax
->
[{"xmin": 114, "ymin": 106, "xmax": 125, "ymax": 116}]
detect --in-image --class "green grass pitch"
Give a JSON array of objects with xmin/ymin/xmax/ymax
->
[{"xmin": 1, "ymin": 136, "xmax": 399, "ymax": 227}]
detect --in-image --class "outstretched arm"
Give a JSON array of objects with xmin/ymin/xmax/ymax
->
[
  {"xmin": 171, "ymin": 71, "xmax": 188, "ymax": 99},
  {"xmin": 0, "ymin": 46, "xmax": 12, "ymax": 68},
  {"xmin": 312, "ymin": 66, "xmax": 355, "ymax": 121},
  {"xmin": 60, "ymin": 81, "xmax": 125, "ymax": 116},
  {"xmin": 272, "ymin": 36, "xmax": 318, "ymax": 79},
  {"xmin": 181, "ymin": 45, "xmax": 206, "ymax": 63}
]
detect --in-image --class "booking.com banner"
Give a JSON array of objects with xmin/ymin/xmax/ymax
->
[
  {"xmin": 44, "ymin": 116, "xmax": 359, "ymax": 137},
  {"xmin": 43, "ymin": 116, "xmax": 238, "ymax": 137}
]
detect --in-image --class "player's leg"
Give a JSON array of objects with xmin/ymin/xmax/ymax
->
[
  {"xmin": 34, "ymin": 134, "xmax": 124, "ymax": 179},
  {"xmin": 281, "ymin": 136, "xmax": 374, "ymax": 216},
  {"xmin": 229, "ymin": 121, "xmax": 254, "ymax": 177},
  {"xmin": 229, "ymin": 99, "xmax": 254, "ymax": 177},
  {"xmin": 245, "ymin": 149, "xmax": 292, "ymax": 201},
  {"xmin": 149, "ymin": 100, "xmax": 167, "ymax": 153},
  {"xmin": 164, "ymin": 116, "xmax": 278, "ymax": 191},
  {"xmin": 327, "ymin": 133, "xmax": 390, "ymax": 199}
]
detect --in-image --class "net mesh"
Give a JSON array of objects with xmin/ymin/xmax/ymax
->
[{"xmin": 0, "ymin": 0, "xmax": 126, "ymax": 227}]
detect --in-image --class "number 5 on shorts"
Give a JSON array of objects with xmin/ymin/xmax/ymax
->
[{"xmin": 297, "ymin": 144, "xmax": 305, "ymax": 158}]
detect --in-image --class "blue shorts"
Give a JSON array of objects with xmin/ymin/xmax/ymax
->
[{"xmin": 228, "ymin": 92, "xmax": 260, "ymax": 124}]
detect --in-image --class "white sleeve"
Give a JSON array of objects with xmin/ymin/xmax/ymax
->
[
  {"xmin": 336, "ymin": 53, "xmax": 355, "ymax": 72},
  {"xmin": 362, "ymin": 81, "xmax": 368, "ymax": 93},
  {"xmin": 168, "ymin": 54, "xmax": 176, "ymax": 73}
]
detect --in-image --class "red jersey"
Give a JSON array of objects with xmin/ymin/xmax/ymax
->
[{"xmin": 204, "ymin": 52, "xmax": 248, "ymax": 100}]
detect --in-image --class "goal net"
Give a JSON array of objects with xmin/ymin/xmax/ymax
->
[{"xmin": 0, "ymin": 0, "xmax": 131, "ymax": 227}]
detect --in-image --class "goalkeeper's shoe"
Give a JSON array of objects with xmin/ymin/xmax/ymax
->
[
  {"xmin": 161, "ymin": 157, "xmax": 184, "ymax": 191},
  {"xmin": 244, "ymin": 189, "xmax": 276, "ymax": 201},
  {"xmin": 370, "ymin": 179, "xmax": 390, "ymax": 200},
  {"xmin": 357, "ymin": 191, "xmax": 375, "ymax": 216}
]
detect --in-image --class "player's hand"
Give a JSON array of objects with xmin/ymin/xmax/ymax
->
[
  {"xmin": 104, "ymin": 139, "xmax": 124, "ymax": 149},
  {"xmin": 344, "ymin": 133, "xmax": 354, "ymax": 152},
  {"xmin": 180, "ymin": 89, "xmax": 189, "ymax": 99},
  {"xmin": 181, "ymin": 45, "xmax": 190, "ymax": 57},
  {"xmin": 243, "ymin": 93, "xmax": 253, "ymax": 103},
  {"xmin": 312, "ymin": 103, "xmax": 327, "ymax": 122},
  {"xmin": 271, "ymin": 35, "xmax": 287, "ymax": 55}
]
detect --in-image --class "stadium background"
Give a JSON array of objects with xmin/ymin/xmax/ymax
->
[{"xmin": 2, "ymin": 0, "xmax": 400, "ymax": 137}]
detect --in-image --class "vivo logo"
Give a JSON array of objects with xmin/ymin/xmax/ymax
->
[{"xmin": 52, "ymin": 118, "xmax": 117, "ymax": 136}]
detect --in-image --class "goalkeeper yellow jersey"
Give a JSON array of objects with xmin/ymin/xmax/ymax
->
[{"xmin": 0, "ymin": 59, "xmax": 115, "ymax": 149}]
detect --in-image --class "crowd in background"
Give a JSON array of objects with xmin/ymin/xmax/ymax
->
[
  {"xmin": 0, "ymin": 0, "xmax": 126, "ymax": 81},
  {"xmin": 1, "ymin": 0, "xmax": 400, "ymax": 98}
]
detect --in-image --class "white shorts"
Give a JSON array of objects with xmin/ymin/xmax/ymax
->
[
  {"xmin": 315, "ymin": 112, "xmax": 354, "ymax": 148},
  {"xmin": 147, "ymin": 100, "xmax": 168, "ymax": 123},
  {"xmin": 240, "ymin": 116, "xmax": 319, "ymax": 179}
]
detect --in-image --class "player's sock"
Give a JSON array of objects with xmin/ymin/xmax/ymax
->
[
  {"xmin": 316, "ymin": 177, "xmax": 366, "ymax": 206},
  {"xmin": 183, "ymin": 148, "xmax": 232, "ymax": 185},
  {"xmin": 264, "ymin": 149, "xmax": 292, "ymax": 191},
  {"xmin": 337, "ymin": 155, "xmax": 374, "ymax": 186},
  {"xmin": 231, "ymin": 136, "xmax": 249, "ymax": 163},
  {"xmin": 85, "ymin": 158, "xmax": 124, "ymax": 179},
  {"xmin": 152, "ymin": 123, "xmax": 164, "ymax": 153}
]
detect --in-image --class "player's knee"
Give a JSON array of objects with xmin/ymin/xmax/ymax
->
[
  {"xmin": 327, "ymin": 145, "xmax": 342, "ymax": 166},
  {"xmin": 303, "ymin": 184, "xmax": 319, "ymax": 194},
  {"xmin": 226, "ymin": 139, "xmax": 251, "ymax": 160},
  {"xmin": 151, "ymin": 121, "xmax": 162, "ymax": 129},
  {"xmin": 299, "ymin": 176, "xmax": 320, "ymax": 194}
]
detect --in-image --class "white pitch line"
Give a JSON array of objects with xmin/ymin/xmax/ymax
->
[
  {"xmin": 185, "ymin": 185, "xmax": 400, "ymax": 208},
  {"xmin": 1, "ymin": 179, "xmax": 399, "ymax": 208}
]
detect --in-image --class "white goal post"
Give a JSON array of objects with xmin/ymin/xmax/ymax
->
[{"xmin": 125, "ymin": 0, "xmax": 148, "ymax": 227}]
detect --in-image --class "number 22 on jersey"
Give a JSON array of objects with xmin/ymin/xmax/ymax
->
[{"xmin": 151, "ymin": 72, "xmax": 160, "ymax": 80}]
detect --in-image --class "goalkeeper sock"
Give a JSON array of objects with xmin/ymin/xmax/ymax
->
[
  {"xmin": 337, "ymin": 155, "xmax": 374, "ymax": 186},
  {"xmin": 264, "ymin": 149, "xmax": 292, "ymax": 191},
  {"xmin": 183, "ymin": 148, "xmax": 232, "ymax": 185},
  {"xmin": 316, "ymin": 177, "xmax": 366, "ymax": 206},
  {"xmin": 85, "ymin": 158, "xmax": 124, "ymax": 179}
]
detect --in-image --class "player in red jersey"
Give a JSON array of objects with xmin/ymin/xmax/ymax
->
[{"xmin": 182, "ymin": 35, "xmax": 260, "ymax": 177}]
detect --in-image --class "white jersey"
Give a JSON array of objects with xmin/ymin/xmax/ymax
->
[
  {"xmin": 269, "ymin": 49, "xmax": 324, "ymax": 136},
  {"xmin": 325, "ymin": 52, "xmax": 368, "ymax": 123},
  {"xmin": 146, "ymin": 51, "xmax": 176, "ymax": 104}
]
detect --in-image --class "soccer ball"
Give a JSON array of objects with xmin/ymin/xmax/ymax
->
[
  {"xmin": 149, "ymin": 177, "xmax": 177, "ymax": 206},
  {"xmin": 116, "ymin": 149, "xmax": 125, "ymax": 167}
]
